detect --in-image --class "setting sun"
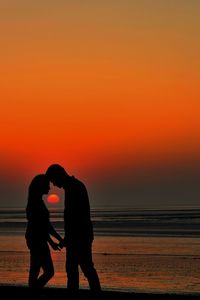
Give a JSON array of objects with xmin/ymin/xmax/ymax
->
[{"xmin": 47, "ymin": 194, "xmax": 60, "ymax": 204}]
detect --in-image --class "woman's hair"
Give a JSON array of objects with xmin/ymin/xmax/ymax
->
[{"xmin": 26, "ymin": 174, "xmax": 49, "ymax": 213}]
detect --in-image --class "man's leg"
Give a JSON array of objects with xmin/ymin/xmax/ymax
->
[
  {"xmin": 79, "ymin": 243, "xmax": 101, "ymax": 292},
  {"xmin": 66, "ymin": 245, "xmax": 79, "ymax": 291}
]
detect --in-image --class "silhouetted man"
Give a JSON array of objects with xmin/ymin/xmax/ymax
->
[{"xmin": 46, "ymin": 164, "xmax": 101, "ymax": 295}]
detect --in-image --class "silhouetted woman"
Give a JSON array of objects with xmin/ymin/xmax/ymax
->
[{"xmin": 25, "ymin": 174, "xmax": 63, "ymax": 291}]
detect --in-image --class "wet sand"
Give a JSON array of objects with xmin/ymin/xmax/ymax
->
[{"xmin": 0, "ymin": 285, "xmax": 199, "ymax": 299}]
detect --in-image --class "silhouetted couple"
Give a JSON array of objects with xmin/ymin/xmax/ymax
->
[{"xmin": 25, "ymin": 164, "xmax": 101, "ymax": 296}]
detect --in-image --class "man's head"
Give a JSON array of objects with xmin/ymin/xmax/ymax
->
[{"xmin": 46, "ymin": 164, "xmax": 68, "ymax": 188}]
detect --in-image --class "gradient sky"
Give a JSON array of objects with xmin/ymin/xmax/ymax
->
[{"xmin": 0, "ymin": 0, "xmax": 200, "ymax": 208}]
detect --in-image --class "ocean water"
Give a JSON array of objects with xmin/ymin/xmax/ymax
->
[{"xmin": 1, "ymin": 207, "xmax": 200, "ymax": 294}]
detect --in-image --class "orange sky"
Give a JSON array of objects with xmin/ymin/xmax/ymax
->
[{"xmin": 0, "ymin": 1, "xmax": 200, "ymax": 207}]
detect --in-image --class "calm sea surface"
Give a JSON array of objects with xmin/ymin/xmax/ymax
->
[{"xmin": 1, "ymin": 207, "xmax": 200, "ymax": 294}]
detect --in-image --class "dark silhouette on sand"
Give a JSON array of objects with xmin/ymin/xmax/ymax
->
[
  {"xmin": 46, "ymin": 164, "xmax": 101, "ymax": 295},
  {"xmin": 25, "ymin": 174, "xmax": 64, "ymax": 291}
]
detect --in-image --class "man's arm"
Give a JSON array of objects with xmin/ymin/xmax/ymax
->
[
  {"xmin": 48, "ymin": 222, "xmax": 64, "ymax": 243},
  {"xmin": 47, "ymin": 235, "xmax": 62, "ymax": 251}
]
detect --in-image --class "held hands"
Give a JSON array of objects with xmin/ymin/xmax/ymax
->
[
  {"xmin": 58, "ymin": 238, "xmax": 66, "ymax": 249},
  {"xmin": 52, "ymin": 241, "xmax": 62, "ymax": 251},
  {"xmin": 48, "ymin": 236, "xmax": 66, "ymax": 251},
  {"xmin": 49, "ymin": 239, "xmax": 62, "ymax": 251}
]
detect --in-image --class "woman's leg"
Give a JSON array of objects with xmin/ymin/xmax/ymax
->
[
  {"xmin": 28, "ymin": 249, "xmax": 41, "ymax": 288},
  {"xmin": 36, "ymin": 244, "xmax": 54, "ymax": 289}
]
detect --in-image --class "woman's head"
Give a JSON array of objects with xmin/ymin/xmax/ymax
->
[{"xmin": 28, "ymin": 174, "xmax": 50, "ymax": 197}]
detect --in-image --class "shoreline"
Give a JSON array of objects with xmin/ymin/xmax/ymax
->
[{"xmin": 0, "ymin": 285, "xmax": 199, "ymax": 299}]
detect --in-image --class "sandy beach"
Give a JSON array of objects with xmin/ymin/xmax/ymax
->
[{"xmin": 0, "ymin": 286, "xmax": 199, "ymax": 300}]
